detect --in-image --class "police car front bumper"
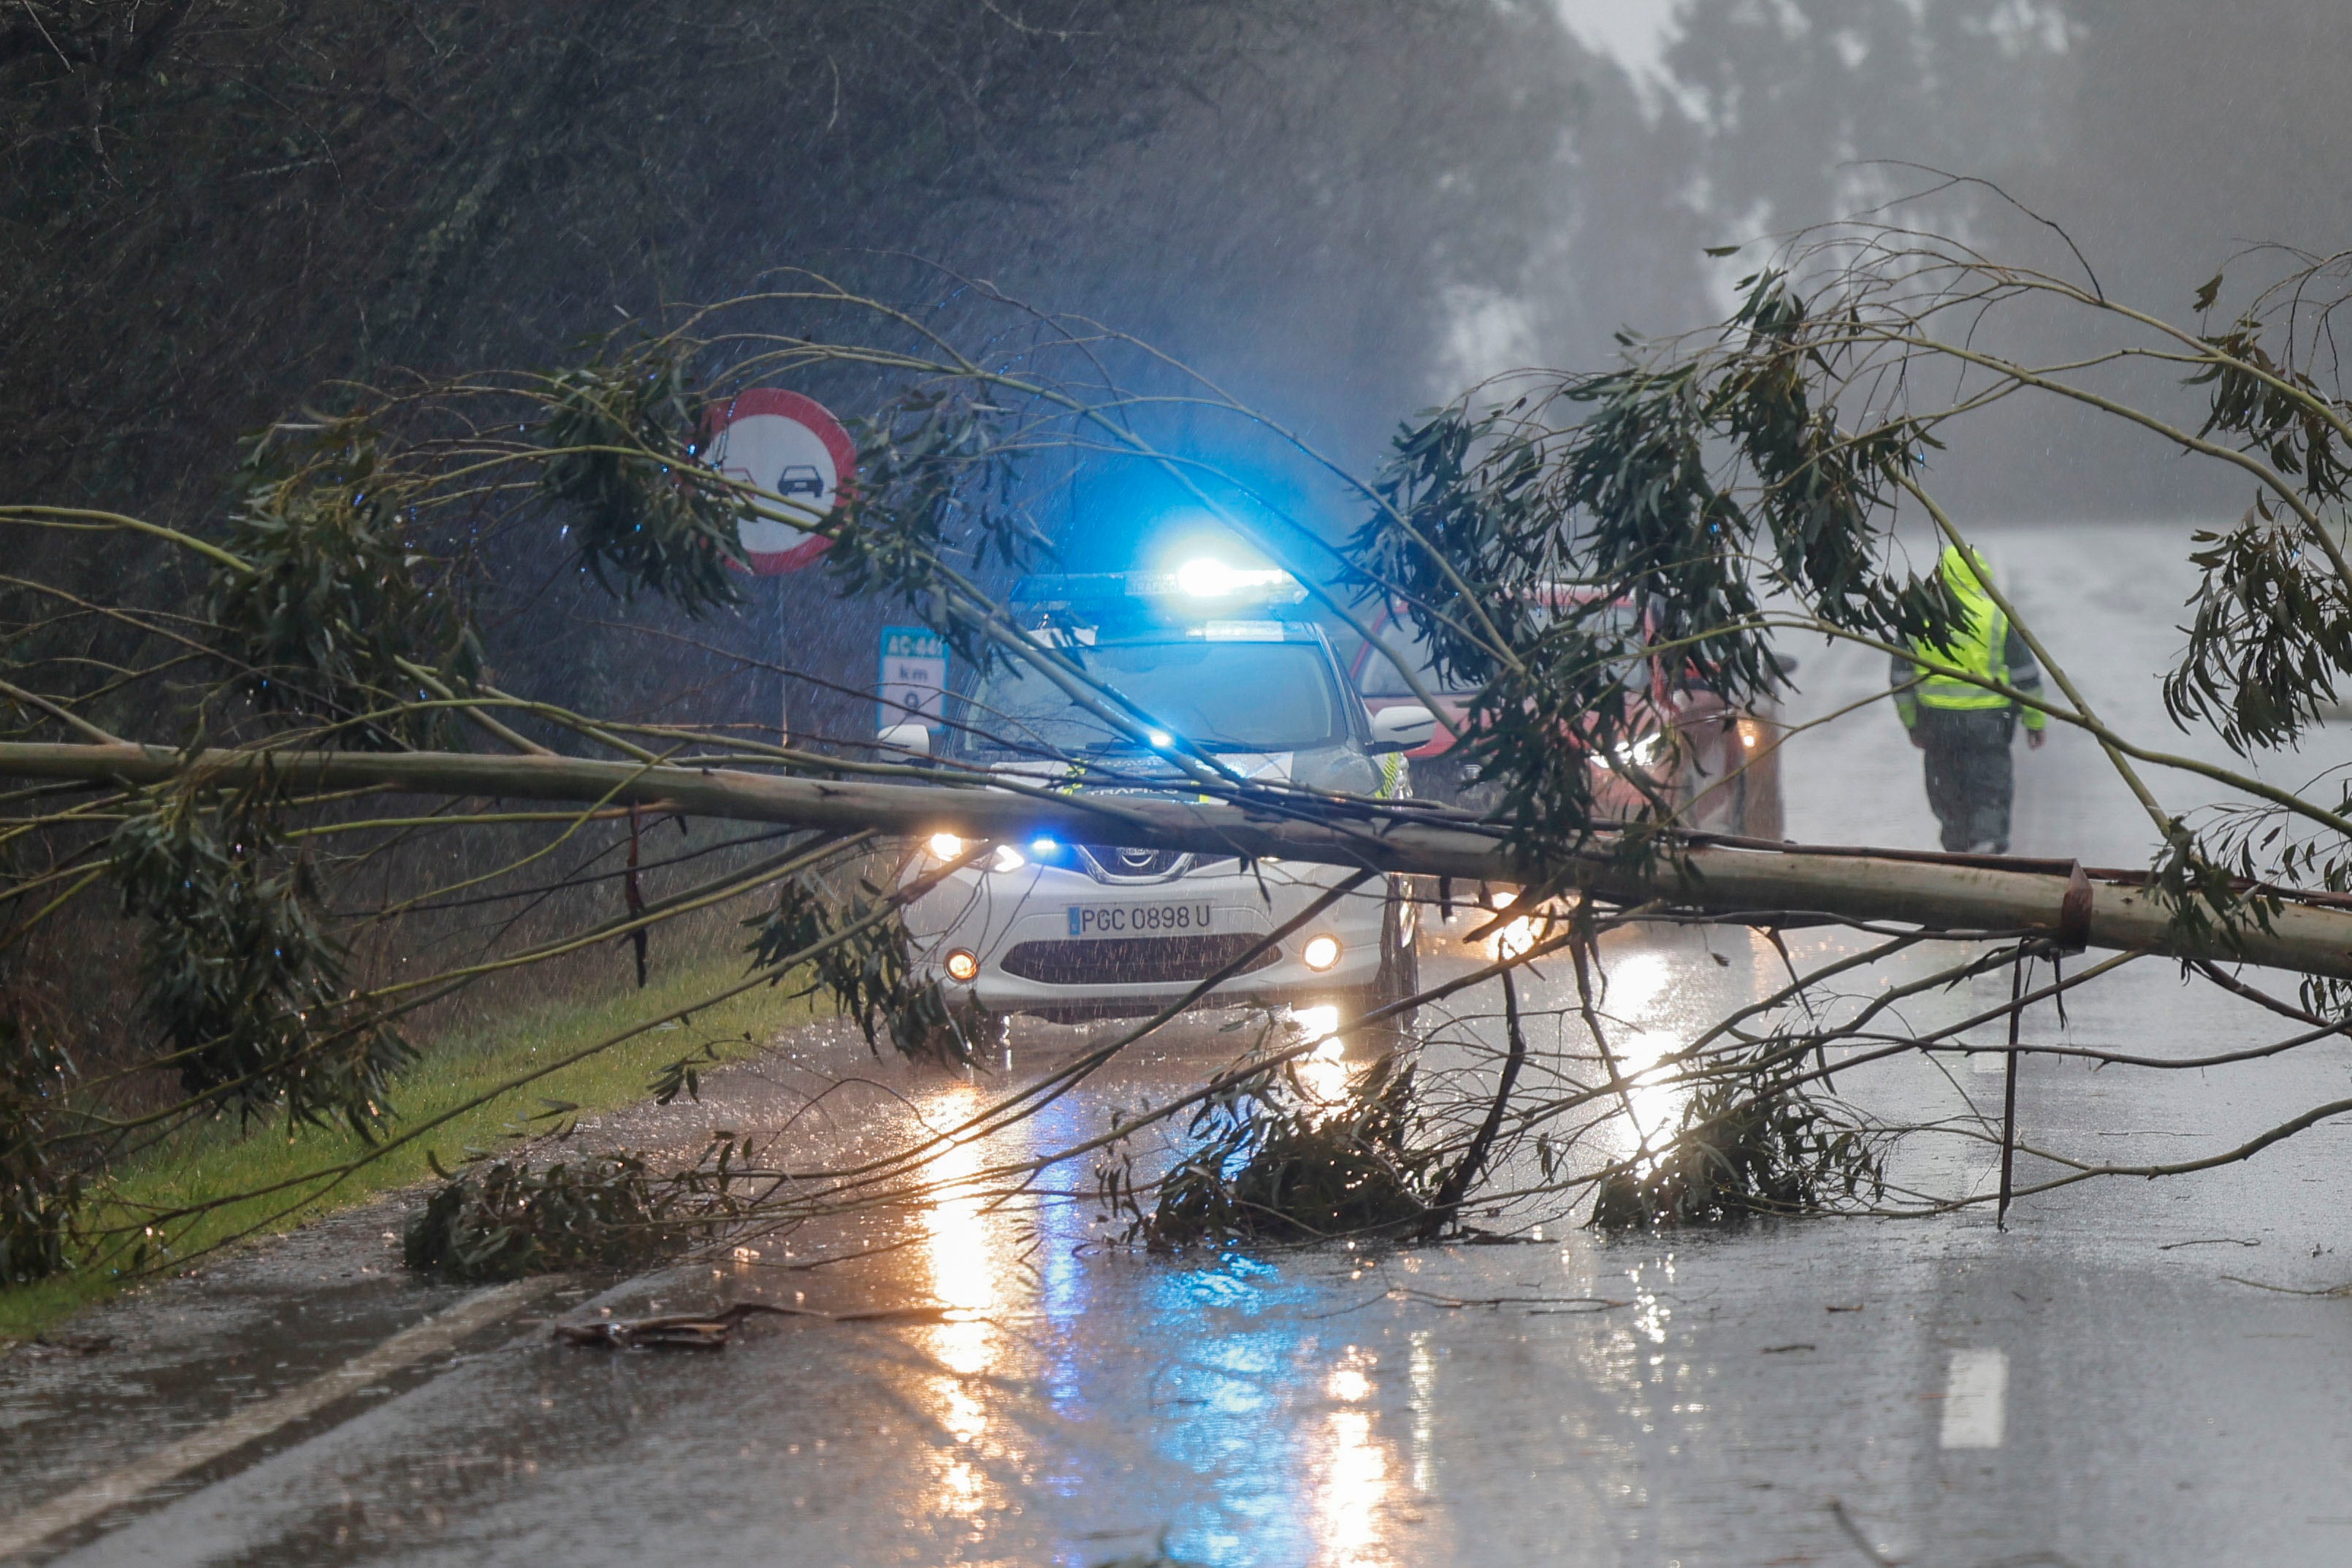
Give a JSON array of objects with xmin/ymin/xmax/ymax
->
[{"xmin": 901, "ymin": 854, "xmax": 1389, "ymax": 1022}]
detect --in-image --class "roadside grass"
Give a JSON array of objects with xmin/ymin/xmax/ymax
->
[{"xmin": 0, "ymin": 956, "xmax": 815, "ymax": 1345}]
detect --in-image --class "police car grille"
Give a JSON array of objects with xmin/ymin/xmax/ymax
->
[
  {"xmin": 1075, "ymin": 844, "xmax": 1189, "ymax": 881},
  {"xmin": 998, "ymin": 935, "xmax": 1281, "ymax": 985}
]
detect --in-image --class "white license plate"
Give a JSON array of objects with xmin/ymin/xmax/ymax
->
[{"xmin": 1066, "ymin": 901, "xmax": 1216, "ymax": 937}]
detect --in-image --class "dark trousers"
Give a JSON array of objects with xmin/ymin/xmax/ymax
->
[{"xmin": 1914, "ymin": 708, "xmax": 2015, "ymax": 853}]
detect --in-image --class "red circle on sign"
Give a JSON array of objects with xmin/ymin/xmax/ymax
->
[{"xmin": 705, "ymin": 388, "xmax": 858, "ymax": 575}]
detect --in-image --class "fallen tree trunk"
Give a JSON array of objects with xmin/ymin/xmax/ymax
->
[{"xmin": 9, "ymin": 741, "xmax": 2349, "ymax": 979}]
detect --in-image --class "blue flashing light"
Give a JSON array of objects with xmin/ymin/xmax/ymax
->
[
  {"xmin": 1023, "ymin": 835, "xmax": 1075, "ymax": 870},
  {"xmin": 1011, "ymin": 564, "xmax": 1307, "ymax": 616},
  {"xmin": 1147, "ymin": 730, "xmax": 1174, "ymax": 749},
  {"xmin": 1175, "ymin": 557, "xmax": 1293, "ymax": 598}
]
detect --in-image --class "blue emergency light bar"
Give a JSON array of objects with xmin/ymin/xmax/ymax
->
[{"xmin": 1010, "ymin": 561, "xmax": 1309, "ymax": 616}]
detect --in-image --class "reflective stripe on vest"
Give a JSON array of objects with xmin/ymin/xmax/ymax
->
[{"xmin": 1912, "ymin": 587, "xmax": 2012, "ymax": 711}]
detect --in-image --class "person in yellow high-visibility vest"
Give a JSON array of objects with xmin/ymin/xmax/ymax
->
[{"xmin": 1890, "ymin": 544, "xmax": 2047, "ymax": 854}]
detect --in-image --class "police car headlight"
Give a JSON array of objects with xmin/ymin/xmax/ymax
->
[
  {"xmin": 1301, "ymin": 934, "xmax": 1343, "ymax": 972},
  {"xmin": 991, "ymin": 844, "xmax": 1026, "ymax": 873},
  {"xmin": 927, "ymin": 831, "xmax": 966, "ymax": 861},
  {"xmin": 944, "ymin": 949, "xmax": 980, "ymax": 982}
]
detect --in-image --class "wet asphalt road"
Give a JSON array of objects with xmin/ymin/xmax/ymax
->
[{"xmin": 9, "ymin": 521, "xmax": 2352, "ymax": 1567}]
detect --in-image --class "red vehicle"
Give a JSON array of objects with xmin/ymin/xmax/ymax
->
[{"xmin": 1343, "ymin": 593, "xmax": 1787, "ymax": 839}]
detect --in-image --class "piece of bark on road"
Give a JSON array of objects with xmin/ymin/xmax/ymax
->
[{"xmin": 553, "ymin": 1299, "xmax": 958, "ymax": 1350}]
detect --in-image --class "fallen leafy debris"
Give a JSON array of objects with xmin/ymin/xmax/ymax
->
[
  {"xmin": 403, "ymin": 1150, "xmax": 744, "ymax": 1282},
  {"xmin": 1589, "ymin": 1069, "xmax": 1885, "ymax": 1231},
  {"xmin": 1128, "ymin": 1054, "xmax": 1440, "ymax": 1250},
  {"xmin": 553, "ymin": 1299, "xmax": 957, "ymax": 1350}
]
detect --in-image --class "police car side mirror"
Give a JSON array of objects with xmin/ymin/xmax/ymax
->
[
  {"xmin": 877, "ymin": 722, "xmax": 931, "ymax": 758},
  {"xmin": 1369, "ymin": 705, "xmax": 1437, "ymax": 753}
]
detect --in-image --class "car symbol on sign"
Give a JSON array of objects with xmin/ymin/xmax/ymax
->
[{"xmin": 777, "ymin": 464, "xmax": 826, "ymax": 499}]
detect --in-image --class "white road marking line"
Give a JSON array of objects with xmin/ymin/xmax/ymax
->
[
  {"xmin": 1939, "ymin": 1346, "xmax": 2009, "ymax": 1450},
  {"xmin": 0, "ymin": 1277, "xmax": 553, "ymax": 1561}
]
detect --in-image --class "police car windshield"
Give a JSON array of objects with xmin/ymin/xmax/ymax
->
[{"xmin": 960, "ymin": 636, "xmax": 1345, "ymax": 754}]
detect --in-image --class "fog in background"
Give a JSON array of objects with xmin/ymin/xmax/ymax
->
[
  {"xmin": 928, "ymin": 0, "xmax": 2352, "ymax": 553},
  {"xmin": 1491, "ymin": 0, "xmax": 2352, "ymax": 524},
  {"xmin": 1130, "ymin": 0, "xmax": 2352, "ymax": 529}
]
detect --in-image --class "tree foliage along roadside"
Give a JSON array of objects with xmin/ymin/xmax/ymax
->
[{"xmin": 11, "ymin": 210, "xmax": 2352, "ymax": 1288}]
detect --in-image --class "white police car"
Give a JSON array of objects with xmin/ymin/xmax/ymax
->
[{"xmin": 889, "ymin": 565, "xmax": 1434, "ymax": 1041}]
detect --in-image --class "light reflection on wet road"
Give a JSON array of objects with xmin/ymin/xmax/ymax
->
[
  {"xmin": 12, "ymin": 523, "xmax": 2352, "ymax": 1565},
  {"xmin": 30, "ymin": 928, "xmax": 2349, "ymax": 1568}
]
